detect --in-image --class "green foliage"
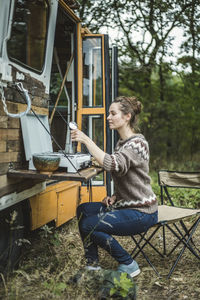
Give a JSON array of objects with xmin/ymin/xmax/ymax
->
[
  {"xmin": 43, "ymin": 280, "xmax": 67, "ymax": 296},
  {"xmin": 150, "ymin": 171, "xmax": 200, "ymax": 208},
  {"xmin": 0, "ymin": 218, "xmax": 199, "ymax": 299},
  {"xmin": 162, "ymin": 188, "xmax": 200, "ymax": 208},
  {"xmin": 50, "ymin": 232, "xmax": 61, "ymax": 246},
  {"xmin": 110, "ymin": 272, "xmax": 135, "ymax": 298},
  {"xmin": 39, "ymin": 225, "xmax": 61, "ymax": 246},
  {"xmin": 49, "ymin": 72, "xmax": 68, "ymax": 106},
  {"xmin": 78, "ymin": 0, "xmax": 200, "ymax": 170}
]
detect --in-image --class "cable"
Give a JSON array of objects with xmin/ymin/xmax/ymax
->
[{"xmin": 55, "ymin": 109, "xmax": 70, "ymax": 126}]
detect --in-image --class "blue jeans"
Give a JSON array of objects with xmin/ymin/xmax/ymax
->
[{"xmin": 76, "ymin": 202, "xmax": 158, "ymax": 265}]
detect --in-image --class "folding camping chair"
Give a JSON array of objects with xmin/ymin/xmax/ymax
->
[{"xmin": 130, "ymin": 170, "xmax": 200, "ymax": 278}]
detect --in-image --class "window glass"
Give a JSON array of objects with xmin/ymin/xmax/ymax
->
[
  {"xmin": 0, "ymin": 2, "xmax": 9, "ymax": 57},
  {"xmin": 82, "ymin": 114, "xmax": 104, "ymax": 185},
  {"xmin": 49, "ymin": 8, "xmax": 76, "ymax": 152},
  {"xmin": 81, "ymin": 114, "xmax": 104, "ymax": 153},
  {"xmin": 7, "ymin": 0, "xmax": 49, "ymax": 72},
  {"xmin": 82, "ymin": 37, "xmax": 103, "ymax": 107}
]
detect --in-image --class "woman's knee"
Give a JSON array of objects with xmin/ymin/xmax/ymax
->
[
  {"xmin": 76, "ymin": 202, "xmax": 105, "ymax": 219},
  {"xmin": 76, "ymin": 202, "xmax": 89, "ymax": 219}
]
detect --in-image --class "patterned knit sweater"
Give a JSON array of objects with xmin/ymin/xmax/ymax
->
[{"xmin": 103, "ymin": 134, "xmax": 157, "ymax": 214}]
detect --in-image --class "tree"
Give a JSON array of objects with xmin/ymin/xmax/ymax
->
[
  {"xmin": 78, "ymin": 0, "xmax": 200, "ymax": 169},
  {"xmin": 79, "ymin": 1, "xmax": 192, "ymax": 79}
]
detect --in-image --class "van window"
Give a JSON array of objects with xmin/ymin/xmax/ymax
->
[
  {"xmin": 82, "ymin": 37, "xmax": 103, "ymax": 107},
  {"xmin": 81, "ymin": 114, "xmax": 104, "ymax": 153},
  {"xmin": 7, "ymin": 0, "xmax": 49, "ymax": 72}
]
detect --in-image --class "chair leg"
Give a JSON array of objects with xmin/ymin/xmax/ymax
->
[
  {"xmin": 162, "ymin": 225, "xmax": 166, "ymax": 255},
  {"xmin": 167, "ymin": 217, "xmax": 200, "ymax": 279},
  {"xmin": 131, "ymin": 227, "xmax": 164, "ymax": 259},
  {"xmin": 131, "ymin": 233, "xmax": 146, "ymax": 257},
  {"xmin": 166, "ymin": 219, "xmax": 200, "ymax": 260},
  {"xmin": 131, "ymin": 235, "xmax": 160, "ymax": 277},
  {"xmin": 178, "ymin": 220, "xmax": 200, "ymax": 255}
]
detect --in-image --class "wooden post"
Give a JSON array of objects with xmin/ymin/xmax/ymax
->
[{"xmin": 49, "ymin": 53, "xmax": 74, "ymax": 125}]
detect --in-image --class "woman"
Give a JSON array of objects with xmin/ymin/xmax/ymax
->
[{"xmin": 71, "ymin": 96, "xmax": 158, "ymax": 278}]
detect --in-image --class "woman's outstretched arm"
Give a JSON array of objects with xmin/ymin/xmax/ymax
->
[{"xmin": 70, "ymin": 129, "xmax": 106, "ymax": 166}]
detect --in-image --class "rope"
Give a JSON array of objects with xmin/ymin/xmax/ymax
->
[
  {"xmin": 0, "ymin": 82, "xmax": 90, "ymax": 178},
  {"xmin": 0, "ymin": 82, "xmax": 31, "ymax": 118}
]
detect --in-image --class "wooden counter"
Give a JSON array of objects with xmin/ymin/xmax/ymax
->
[{"xmin": 7, "ymin": 166, "xmax": 103, "ymax": 183}]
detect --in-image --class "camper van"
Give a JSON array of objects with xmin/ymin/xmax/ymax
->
[{"xmin": 0, "ymin": 0, "xmax": 118, "ymax": 271}]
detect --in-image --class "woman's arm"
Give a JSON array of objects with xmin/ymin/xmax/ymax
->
[{"xmin": 70, "ymin": 129, "xmax": 106, "ymax": 166}]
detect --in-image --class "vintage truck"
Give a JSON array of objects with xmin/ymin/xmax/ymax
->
[{"xmin": 0, "ymin": 0, "xmax": 118, "ymax": 272}]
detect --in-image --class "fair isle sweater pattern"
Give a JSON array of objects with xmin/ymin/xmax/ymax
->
[
  {"xmin": 103, "ymin": 134, "xmax": 158, "ymax": 214},
  {"xmin": 113, "ymin": 137, "xmax": 150, "ymax": 169},
  {"xmin": 113, "ymin": 194, "xmax": 157, "ymax": 209}
]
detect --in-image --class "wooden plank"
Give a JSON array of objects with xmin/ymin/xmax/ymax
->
[
  {"xmin": 0, "ymin": 101, "xmax": 16, "ymax": 115},
  {"xmin": 0, "ymin": 102, "xmax": 7, "ymax": 116},
  {"xmin": 8, "ymin": 167, "xmax": 103, "ymax": 183},
  {"xmin": 0, "ymin": 129, "xmax": 20, "ymax": 141},
  {"xmin": 0, "ymin": 152, "xmax": 19, "ymax": 163},
  {"xmin": 0, "ymin": 141, "xmax": 6, "ymax": 152},
  {"xmin": 8, "ymin": 118, "xmax": 20, "ymax": 129},
  {"xmin": 7, "ymin": 140, "xmax": 21, "ymax": 152},
  {"xmin": 16, "ymin": 102, "xmax": 49, "ymax": 115},
  {"xmin": 0, "ymin": 101, "xmax": 48, "ymax": 116},
  {"xmin": 0, "ymin": 116, "xmax": 8, "ymax": 128},
  {"xmin": 0, "ymin": 174, "xmax": 44, "ymax": 198},
  {"xmin": 0, "ymin": 182, "xmax": 46, "ymax": 211},
  {"xmin": 0, "ymin": 174, "xmax": 21, "ymax": 189},
  {"xmin": 0, "ymin": 163, "xmax": 9, "ymax": 175},
  {"xmin": 0, "ymin": 161, "xmax": 25, "ymax": 176}
]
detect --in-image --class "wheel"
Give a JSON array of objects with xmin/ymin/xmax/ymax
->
[{"xmin": 0, "ymin": 203, "xmax": 24, "ymax": 273}]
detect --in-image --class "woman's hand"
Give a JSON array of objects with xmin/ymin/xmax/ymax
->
[
  {"xmin": 71, "ymin": 129, "xmax": 87, "ymax": 144},
  {"xmin": 102, "ymin": 195, "xmax": 116, "ymax": 207},
  {"xmin": 70, "ymin": 129, "xmax": 106, "ymax": 166}
]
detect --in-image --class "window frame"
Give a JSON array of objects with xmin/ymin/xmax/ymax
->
[{"xmin": 7, "ymin": 0, "xmax": 50, "ymax": 74}]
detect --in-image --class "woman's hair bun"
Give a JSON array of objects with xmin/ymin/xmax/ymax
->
[
  {"xmin": 113, "ymin": 96, "xmax": 142, "ymax": 130},
  {"xmin": 129, "ymin": 97, "xmax": 142, "ymax": 115},
  {"xmin": 113, "ymin": 95, "xmax": 142, "ymax": 115},
  {"xmin": 135, "ymin": 100, "xmax": 142, "ymax": 115}
]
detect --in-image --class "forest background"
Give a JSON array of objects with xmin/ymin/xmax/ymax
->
[
  {"xmin": 78, "ymin": 0, "xmax": 200, "ymax": 171},
  {"xmin": 1, "ymin": 2, "xmax": 200, "ymax": 299}
]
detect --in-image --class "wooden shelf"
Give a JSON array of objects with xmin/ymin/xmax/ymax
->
[{"xmin": 8, "ymin": 167, "xmax": 103, "ymax": 183}]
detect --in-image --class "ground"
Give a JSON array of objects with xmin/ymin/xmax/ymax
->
[{"xmin": 0, "ymin": 217, "xmax": 200, "ymax": 300}]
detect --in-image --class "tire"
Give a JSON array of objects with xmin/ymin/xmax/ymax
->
[{"xmin": 0, "ymin": 203, "xmax": 24, "ymax": 273}]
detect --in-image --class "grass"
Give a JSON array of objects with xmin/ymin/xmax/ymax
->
[
  {"xmin": 0, "ymin": 218, "xmax": 200, "ymax": 299},
  {"xmin": 0, "ymin": 176, "xmax": 200, "ymax": 299}
]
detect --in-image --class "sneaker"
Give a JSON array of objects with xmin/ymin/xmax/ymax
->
[
  {"xmin": 85, "ymin": 265, "xmax": 101, "ymax": 271},
  {"xmin": 117, "ymin": 260, "xmax": 141, "ymax": 278}
]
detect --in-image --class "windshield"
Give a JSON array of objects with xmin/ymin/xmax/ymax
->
[{"xmin": 7, "ymin": 0, "xmax": 49, "ymax": 72}]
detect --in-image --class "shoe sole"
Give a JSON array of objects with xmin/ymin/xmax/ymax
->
[{"xmin": 130, "ymin": 268, "xmax": 141, "ymax": 278}]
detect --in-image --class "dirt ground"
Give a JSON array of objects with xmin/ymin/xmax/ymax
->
[{"xmin": 0, "ymin": 217, "xmax": 200, "ymax": 300}]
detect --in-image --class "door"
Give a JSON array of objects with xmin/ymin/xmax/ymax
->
[{"xmin": 77, "ymin": 33, "xmax": 111, "ymax": 202}]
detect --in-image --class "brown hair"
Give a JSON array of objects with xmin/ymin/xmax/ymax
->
[{"xmin": 113, "ymin": 96, "xmax": 142, "ymax": 130}]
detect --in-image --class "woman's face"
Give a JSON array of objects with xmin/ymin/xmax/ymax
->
[{"xmin": 107, "ymin": 102, "xmax": 130, "ymax": 130}]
